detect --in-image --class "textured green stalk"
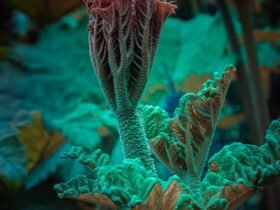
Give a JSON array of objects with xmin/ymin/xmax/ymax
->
[
  {"xmin": 84, "ymin": 0, "xmax": 175, "ymax": 173},
  {"xmin": 117, "ymin": 109, "xmax": 156, "ymax": 173}
]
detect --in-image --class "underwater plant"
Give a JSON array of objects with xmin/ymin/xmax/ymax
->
[
  {"xmin": 55, "ymin": 0, "xmax": 280, "ymax": 209},
  {"xmin": 82, "ymin": 0, "xmax": 176, "ymax": 172}
]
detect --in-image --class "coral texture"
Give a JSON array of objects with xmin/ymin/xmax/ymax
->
[
  {"xmin": 84, "ymin": 0, "xmax": 175, "ymax": 111},
  {"xmin": 55, "ymin": 146, "xmax": 162, "ymax": 209},
  {"xmin": 200, "ymin": 118, "xmax": 280, "ymax": 209},
  {"xmin": 83, "ymin": 0, "xmax": 176, "ymax": 172},
  {"xmin": 140, "ymin": 65, "xmax": 236, "ymax": 188},
  {"xmin": 55, "ymin": 117, "xmax": 280, "ymax": 210},
  {"xmin": 54, "ymin": 1, "xmax": 280, "ymax": 209}
]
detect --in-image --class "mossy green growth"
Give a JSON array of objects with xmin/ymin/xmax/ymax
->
[
  {"xmin": 54, "ymin": 0, "xmax": 280, "ymax": 208},
  {"xmin": 55, "ymin": 146, "xmax": 174, "ymax": 209},
  {"xmin": 55, "ymin": 117, "xmax": 280, "ymax": 209},
  {"xmin": 140, "ymin": 66, "xmax": 235, "ymax": 189}
]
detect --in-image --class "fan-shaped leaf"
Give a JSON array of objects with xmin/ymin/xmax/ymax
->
[{"xmin": 141, "ymin": 66, "xmax": 236, "ymax": 185}]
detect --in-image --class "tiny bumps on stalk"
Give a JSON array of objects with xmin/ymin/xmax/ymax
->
[{"xmin": 82, "ymin": 0, "xmax": 176, "ymax": 172}]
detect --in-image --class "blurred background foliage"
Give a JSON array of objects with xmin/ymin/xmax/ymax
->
[
  {"xmin": 0, "ymin": 0, "xmax": 279, "ymax": 210},
  {"xmin": 2, "ymin": 0, "xmax": 82, "ymax": 26}
]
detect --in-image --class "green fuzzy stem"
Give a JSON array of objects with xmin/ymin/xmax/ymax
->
[
  {"xmin": 117, "ymin": 109, "xmax": 156, "ymax": 173},
  {"xmin": 84, "ymin": 0, "xmax": 175, "ymax": 175}
]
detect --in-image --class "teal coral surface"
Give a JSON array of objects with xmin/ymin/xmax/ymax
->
[
  {"xmin": 55, "ymin": 117, "xmax": 280, "ymax": 210},
  {"xmin": 141, "ymin": 66, "xmax": 235, "ymax": 188},
  {"xmin": 1, "ymin": 0, "xmax": 280, "ymax": 209}
]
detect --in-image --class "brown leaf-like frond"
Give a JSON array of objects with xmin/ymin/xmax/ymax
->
[
  {"xmin": 148, "ymin": 66, "xmax": 236, "ymax": 185},
  {"xmin": 133, "ymin": 180, "xmax": 181, "ymax": 210},
  {"xmin": 69, "ymin": 193, "xmax": 117, "ymax": 209},
  {"xmin": 16, "ymin": 112, "xmax": 64, "ymax": 172},
  {"xmin": 219, "ymin": 184, "xmax": 256, "ymax": 210}
]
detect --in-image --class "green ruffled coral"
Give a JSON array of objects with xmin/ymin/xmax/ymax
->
[
  {"xmin": 55, "ymin": 66, "xmax": 280, "ymax": 209},
  {"xmin": 54, "ymin": 116, "xmax": 280, "ymax": 209},
  {"xmin": 177, "ymin": 118, "xmax": 280, "ymax": 210},
  {"xmin": 140, "ymin": 66, "xmax": 235, "ymax": 188},
  {"xmin": 61, "ymin": 146, "xmax": 111, "ymax": 171},
  {"xmin": 54, "ymin": 0, "xmax": 280, "ymax": 209},
  {"xmin": 55, "ymin": 147, "xmax": 171, "ymax": 209},
  {"xmin": 206, "ymin": 118, "xmax": 280, "ymax": 186},
  {"xmin": 199, "ymin": 118, "xmax": 280, "ymax": 209}
]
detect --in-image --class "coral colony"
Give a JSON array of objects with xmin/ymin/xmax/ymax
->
[
  {"xmin": 54, "ymin": 0, "xmax": 280, "ymax": 210},
  {"xmin": 84, "ymin": 0, "xmax": 176, "ymax": 172}
]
